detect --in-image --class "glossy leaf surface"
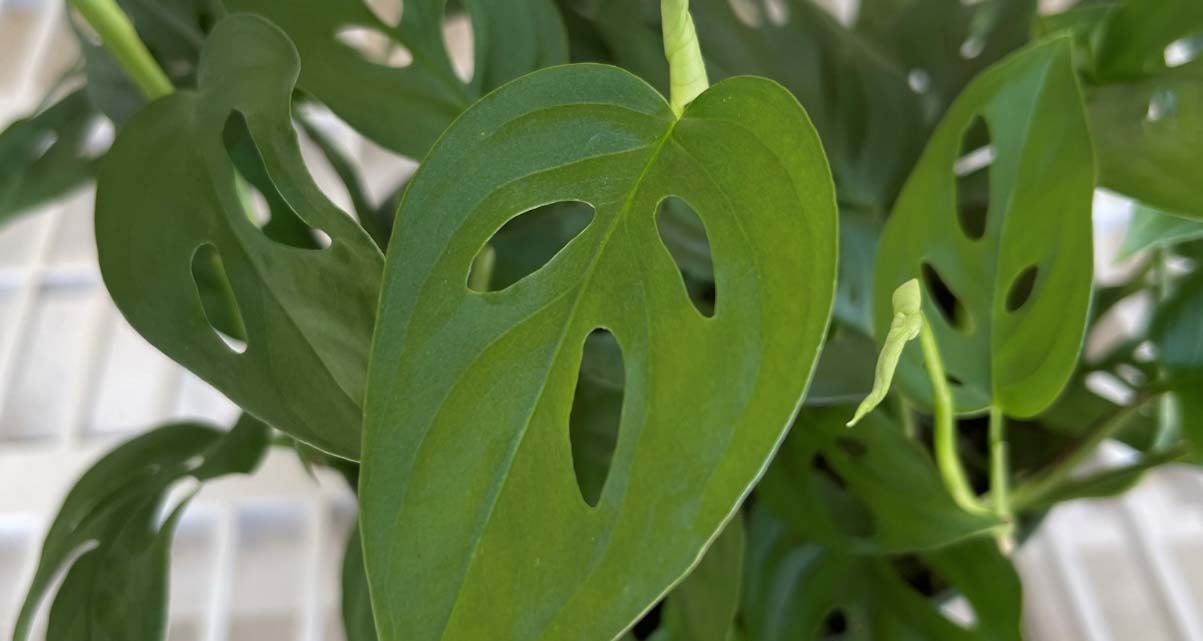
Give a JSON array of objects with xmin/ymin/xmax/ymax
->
[
  {"xmin": 224, "ymin": 0, "xmax": 568, "ymax": 158},
  {"xmin": 96, "ymin": 16, "xmax": 384, "ymax": 459},
  {"xmin": 361, "ymin": 64, "xmax": 837, "ymax": 641},
  {"xmin": 874, "ymin": 39, "xmax": 1094, "ymax": 416},
  {"xmin": 13, "ymin": 416, "xmax": 270, "ymax": 641}
]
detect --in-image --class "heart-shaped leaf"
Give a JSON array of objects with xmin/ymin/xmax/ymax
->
[
  {"xmin": 360, "ymin": 63, "xmax": 837, "ymax": 641},
  {"xmin": 874, "ymin": 39, "xmax": 1095, "ymax": 417},
  {"xmin": 96, "ymin": 16, "xmax": 384, "ymax": 459},
  {"xmin": 224, "ymin": 0, "xmax": 568, "ymax": 158},
  {"xmin": 14, "ymin": 416, "xmax": 270, "ymax": 641},
  {"xmin": 758, "ymin": 406, "xmax": 999, "ymax": 553}
]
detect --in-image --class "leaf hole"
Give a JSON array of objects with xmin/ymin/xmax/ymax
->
[
  {"xmin": 223, "ymin": 111, "xmax": 330, "ymax": 250},
  {"xmin": 1146, "ymin": 88, "xmax": 1177, "ymax": 123},
  {"xmin": 1164, "ymin": 34, "xmax": 1202, "ymax": 68},
  {"xmin": 191, "ymin": 244, "xmax": 248, "ymax": 354},
  {"xmin": 1005, "ymin": 265, "xmax": 1039, "ymax": 312},
  {"xmin": 822, "ymin": 609, "xmax": 850, "ymax": 635},
  {"xmin": 656, "ymin": 196, "xmax": 716, "ymax": 317},
  {"xmin": 444, "ymin": 1, "xmax": 474, "ymax": 83},
  {"xmin": 908, "ymin": 68, "xmax": 932, "ymax": 93},
  {"xmin": 763, "ymin": 0, "xmax": 789, "ymax": 26},
  {"xmin": 954, "ymin": 116, "xmax": 992, "ymax": 240},
  {"xmin": 569, "ymin": 329, "xmax": 625, "ymax": 508},
  {"xmin": 920, "ymin": 262, "xmax": 972, "ymax": 332},
  {"xmin": 363, "ymin": 0, "xmax": 403, "ymax": 27},
  {"xmin": 960, "ymin": 35, "xmax": 986, "ymax": 59},
  {"xmin": 947, "ymin": 374, "xmax": 964, "ymax": 387},
  {"xmin": 335, "ymin": 25, "xmax": 413, "ymax": 68},
  {"xmin": 729, "ymin": 0, "xmax": 763, "ymax": 27},
  {"xmin": 467, "ymin": 201, "xmax": 595, "ymax": 292}
]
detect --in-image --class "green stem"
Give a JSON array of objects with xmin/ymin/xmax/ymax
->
[
  {"xmin": 918, "ymin": 318, "xmax": 981, "ymax": 514},
  {"xmin": 468, "ymin": 245, "xmax": 496, "ymax": 292},
  {"xmin": 661, "ymin": 0, "xmax": 709, "ymax": 116},
  {"xmin": 1012, "ymin": 443, "xmax": 1188, "ymax": 512},
  {"xmin": 1010, "ymin": 392, "xmax": 1160, "ymax": 509},
  {"xmin": 988, "ymin": 405, "xmax": 1010, "ymax": 522},
  {"xmin": 69, "ymin": 0, "xmax": 172, "ymax": 100}
]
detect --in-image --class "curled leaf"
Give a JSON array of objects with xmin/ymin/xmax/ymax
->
[{"xmin": 847, "ymin": 279, "xmax": 921, "ymax": 426}]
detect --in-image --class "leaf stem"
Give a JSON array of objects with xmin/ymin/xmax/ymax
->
[
  {"xmin": 69, "ymin": 0, "xmax": 172, "ymax": 100},
  {"xmin": 919, "ymin": 318, "xmax": 982, "ymax": 514},
  {"xmin": 988, "ymin": 405, "xmax": 1008, "ymax": 518},
  {"xmin": 468, "ymin": 245, "xmax": 496, "ymax": 291},
  {"xmin": 1010, "ymin": 392, "xmax": 1160, "ymax": 510},
  {"xmin": 661, "ymin": 0, "xmax": 709, "ymax": 116}
]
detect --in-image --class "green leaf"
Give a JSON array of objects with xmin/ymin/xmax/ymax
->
[
  {"xmin": 741, "ymin": 505, "xmax": 1022, "ymax": 641},
  {"xmin": 0, "ymin": 90, "xmax": 102, "ymax": 225},
  {"xmin": 874, "ymin": 39, "xmax": 1095, "ymax": 417},
  {"xmin": 848, "ymin": 279, "xmax": 921, "ymax": 426},
  {"xmin": 95, "ymin": 16, "xmax": 384, "ymax": 459},
  {"xmin": 651, "ymin": 517, "xmax": 745, "ymax": 641},
  {"xmin": 805, "ymin": 330, "xmax": 876, "ymax": 406},
  {"xmin": 342, "ymin": 524, "xmax": 379, "ymax": 641},
  {"xmin": 360, "ymin": 63, "xmax": 837, "ymax": 641},
  {"xmin": 1151, "ymin": 269, "xmax": 1203, "ymax": 453},
  {"xmin": 759, "ymin": 407, "xmax": 999, "ymax": 553},
  {"xmin": 1118, "ymin": 204, "xmax": 1203, "ymax": 260},
  {"xmin": 224, "ymin": 0, "xmax": 568, "ymax": 158},
  {"xmin": 14, "ymin": 415, "xmax": 270, "ymax": 641}
]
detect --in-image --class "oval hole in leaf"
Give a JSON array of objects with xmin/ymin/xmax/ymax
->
[
  {"xmin": 335, "ymin": 25, "xmax": 413, "ymax": 68},
  {"xmin": 954, "ymin": 116, "xmax": 992, "ymax": 240},
  {"xmin": 223, "ymin": 111, "xmax": 330, "ymax": 250},
  {"xmin": 822, "ymin": 609, "xmax": 849, "ymax": 635},
  {"xmin": 364, "ymin": 0, "xmax": 402, "ymax": 27},
  {"xmin": 920, "ymin": 262, "xmax": 972, "ymax": 332},
  {"xmin": 656, "ymin": 196, "xmax": 716, "ymax": 318},
  {"xmin": 1164, "ymin": 34, "xmax": 1202, "ymax": 68},
  {"xmin": 569, "ymin": 329, "xmax": 626, "ymax": 508},
  {"xmin": 467, "ymin": 200, "xmax": 595, "ymax": 292},
  {"xmin": 1005, "ymin": 265, "xmax": 1039, "ymax": 313},
  {"xmin": 444, "ymin": 2, "xmax": 474, "ymax": 83},
  {"xmin": 191, "ymin": 244, "xmax": 248, "ymax": 354}
]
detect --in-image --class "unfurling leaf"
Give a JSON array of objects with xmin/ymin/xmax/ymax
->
[
  {"xmin": 847, "ymin": 279, "xmax": 921, "ymax": 426},
  {"xmin": 96, "ymin": 16, "xmax": 383, "ymax": 459},
  {"xmin": 360, "ymin": 61, "xmax": 837, "ymax": 641}
]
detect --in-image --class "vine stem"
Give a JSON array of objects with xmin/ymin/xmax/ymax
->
[
  {"xmin": 918, "ymin": 318, "xmax": 983, "ymax": 514},
  {"xmin": 1010, "ymin": 392, "xmax": 1160, "ymax": 509},
  {"xmin": 988, "ymin": 405, "xmax": 1008, "ymax": 518},
  {"xmin": 661, "ymin": 0, "xmax": 709, "ymax": 116},
  {"xmin": 70, "ymin": 0, "xmax": 172, "ymax": 100}
]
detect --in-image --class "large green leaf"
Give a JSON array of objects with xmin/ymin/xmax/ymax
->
[
  {"xmin": 874, "ymin": 39, "xmax": 1095, "ymax": 417},
  {"xmin": 95, "ymin": 16, "xmax": 384, "ymax": 459},
  {"xmin": 224, "ymin": 0, "xmax": 568, "ymax": 158},
  {"xmin": 741, "ymin": 505, "xmax": 1022, "ymax": 641},
  {"xmin": 13, "ymin": 416, "xmax": 270, "ymax": 641},
  {"xmin": 650, "ymin": 518, "xmax": 745, "ymax": 641},
  {"xmin": 759, "ymin": 407, "xmax": 998, "ymax": 553},
  {"xmin": 342, "ymin": 524, "xmax": 379, "ymax": 641},
  {"xmin": 1151, "ymin": 269, "xmax": 1203, "ymax": 452},
  {"xmin": 1118, "ymin": 204, "xmax": 1203, "ymax": 260},
  {"xmin": 360, "ymin": 63, "xmax": 837, "ymax": 641},
  {"xmin": 0, "ymin": 90, "xmax": 102, "ymax": 225}
]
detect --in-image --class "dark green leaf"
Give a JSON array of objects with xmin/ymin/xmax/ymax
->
[
  {"xmin": 224, "ymin": 0, "xmax": 568, "ymax": 158},
  {"xmin": 14, "ymin": 415, "xmax": 270, "ymax": 641},
  {"xmin": 805, "ymin": 331, "xmax": 876, "ymax": 406},
  {"xmin": 874, "ymin": 39, "xmax": 1095, "ymax": 417},
  {"xmin": 360, "ymin": 63, "xmax": 837, "ymax": 641},
  {"xmin": 759, "ymin": 407, "xmax": 999, "ymax": 553},
  {"xmin": 96, "ymin": 16, "xmax": 384, "ymax": 459},
  {"xmin": 0, "ymin": 90, "xmax": 102, "ymax": 225},
  {"xmin": 651, "ymin": 517, "xmax": 744, "ymax": 641},
  {"xmin": 342, "ymin": 524, "xmax": 378, "ymax": 641},
  {"xmin": 1151, "ymin": 269, "xmax": 1203, "ymax": 452}
]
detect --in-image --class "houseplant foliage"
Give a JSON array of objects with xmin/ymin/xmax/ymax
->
[{"xmin": 3, "ymin": 0, "xmax": 1202, "ymax": 639}]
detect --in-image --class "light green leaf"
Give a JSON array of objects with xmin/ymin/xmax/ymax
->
[
  {"xmin": 847, "ymin": 279, "xmax": 921, "ymax": 426},
  {"xmin": 759, "ymin": 407, "xmax": 999, "ymax": 553},
  {"xmin": 1117, "ymin": 204, "xmax": 1203, "ymax": 260},
  {"xmin": 874, "ymin": 39, "xmax": 1095, "ymax": 417},
  {"xmin": 14, "ymin": 415, "xmax": 270, "ymax": 641},
  {"xmin": 741, "ymin": 505, "xmax": 1021, "ymax": 641},
  {"xmin": 360, "ymin": 63, "xmax": 837, "ymax": 641},
  {"xmin": 0, "ymin": 89, "xmax": 102, "ymax": 226},
  {"xmin": 224, "ymin": 0, "xmax": 568, "ymax": 158},
  {"xmin": 95, "ymin": 16, "xmax": 384, "ymax": 459},
  {"xmin": 651, "ymin": 518, "xmax": 744, "ymax": 641}
]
